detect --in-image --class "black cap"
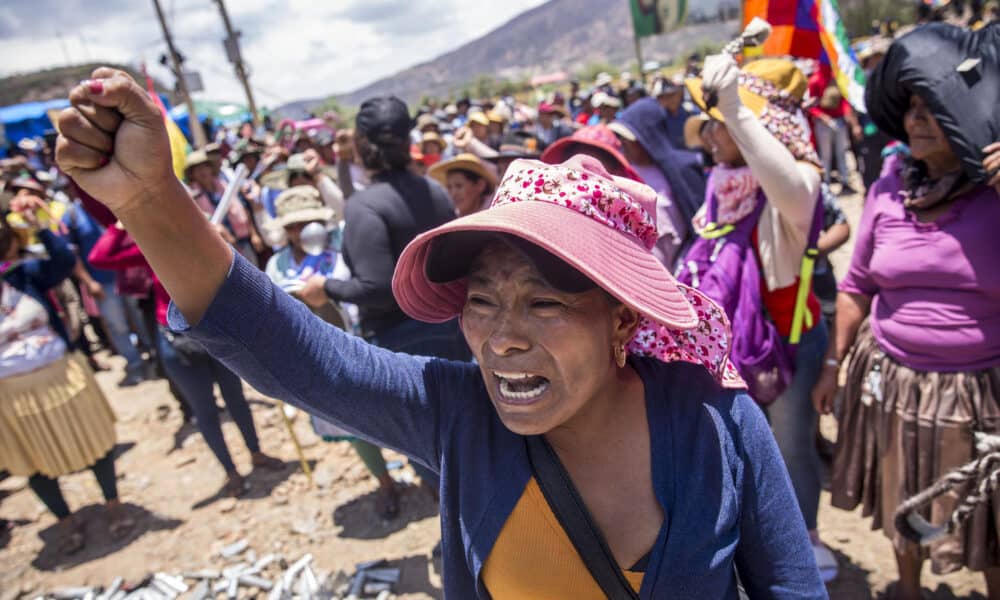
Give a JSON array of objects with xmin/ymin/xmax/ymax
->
[{"xmin": 355, "ymin": 96, "xmax": 412, "ymax": 143}]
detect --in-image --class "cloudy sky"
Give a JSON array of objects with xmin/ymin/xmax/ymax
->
[{"xmin": 0, "ymin": 0, "xmax": 547, "ymax": 107}]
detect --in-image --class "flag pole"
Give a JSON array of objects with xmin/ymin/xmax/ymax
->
[{"xmin": 633, "ymin": 25, "xmax": 645, "ymax": 78}]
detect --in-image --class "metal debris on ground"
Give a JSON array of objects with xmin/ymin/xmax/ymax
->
[{"xmin": 31, "ymin": 542, "xmax": 399, "ymax": 600}]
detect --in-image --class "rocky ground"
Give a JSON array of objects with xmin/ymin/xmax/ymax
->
[{"xmin": 0, "ymin": 186, "xmax": 989, "ymax": 599}]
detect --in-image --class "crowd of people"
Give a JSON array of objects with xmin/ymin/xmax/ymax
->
[{"xmin": 1, "ymin": 4, "xmax": 999, "ymax": 598}]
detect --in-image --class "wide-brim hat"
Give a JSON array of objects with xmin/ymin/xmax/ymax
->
[
  {"xmin": 540, "ymin": 125, "xmax": 640, "ymax": 181},
  {"xmin": 685, "ymin": 58, "xmax": 808, "ymax": 123},
  {"xmin": 8, "ymin": 176, "xmax": 47, "ymax": 195},
  {"xmin": 686, "ymin": 58, "xmax": 819, "ymax": 166},
  {"xmin": 467, "ymin": 112, "xmax": 491, "ymax": 128},
  {"xmin": 272, "ymin": 185, "xmax": 335, "ymax": 228},
  {"xmin": 184, "ymin": 149, "xmax": 211, "ymax": 174},
  {"xmin": 428, "ymin": 153, "xmax": 499, "ymax": 189},
  {"xmin": 392, "ymin": 155, "xmax": 745, "ymax": 388},
  {"xmin": 486, "ymin": 132, "xmax": 541, "ymax": 160},
  {"xmin": 683, "ymin": 113, "xmax": 711, "ymax": 149}
]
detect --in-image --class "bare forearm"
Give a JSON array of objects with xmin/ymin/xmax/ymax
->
[
  {"xmin": 817, "ymin": 222, "xmax": 850, "ymax": 256},
  {"xmin": 827, "ymin": 291, "xmax": 872, "ymax": 362},
  {"xmin": 117, "ymin": 177, "xmax": 232, "ymax": 325}
]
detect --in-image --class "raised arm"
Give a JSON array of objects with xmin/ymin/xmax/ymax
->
[
  {"xmin": 54, "ymin": 68, "xmax": 477, "ymax": 469},
  {"xmin": 702, "ymin": 54, "xmax": 820, "ymax": 234},
  {"xmin": 55, "ymin": 68, "xmax": 231, "ymax": 325}
]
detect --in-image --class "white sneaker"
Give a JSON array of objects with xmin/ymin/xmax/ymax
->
[{"xmin": 813, "ymin": 540, "xmax": 839, "ymax": 583}]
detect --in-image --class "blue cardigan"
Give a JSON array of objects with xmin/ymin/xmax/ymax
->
[{"xmin": 170, "ymin": 253, "xmax": 826, "ymax": 599}]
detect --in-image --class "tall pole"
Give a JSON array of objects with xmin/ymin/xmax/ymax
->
[
  {"xmin": 214, "ymin": 0, "xmax": 260, "ymax": 127},
  {"xmin": 151, "ymin": 0, "xmax": 207, "ymax": 148},
  {"xmin": 633, "ymin": 29, "xmax": 645, "ymax": 79}
]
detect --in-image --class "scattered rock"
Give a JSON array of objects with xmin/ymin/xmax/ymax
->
[
  {"xmin": 174, "ymin": 455, "xmax": 197, "ymax": 468},
  {"xmin": 313, "ymin": 465, "xmax": 338, "ymax": 489},
  {"xmin": 219, "ymin": 498, "xmax": 238, "ymax": 513}
]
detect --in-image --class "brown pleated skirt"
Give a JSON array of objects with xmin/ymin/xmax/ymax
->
[
  {"xmin": 831, "ymin": 321, "xmax": 1000, "ymax": 574},
  {"xmin": 0, "ymin": 353, "xmax": 117, "ymax": 479}
]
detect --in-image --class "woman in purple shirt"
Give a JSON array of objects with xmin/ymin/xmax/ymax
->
[{"xmin": 812, "ymin": 24, "xmax": 1000, "ymax": 599}]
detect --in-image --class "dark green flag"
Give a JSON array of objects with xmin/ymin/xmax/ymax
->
[{"xmin": 630, "ymin": 0, "xmax": 688, "ymax": 37}]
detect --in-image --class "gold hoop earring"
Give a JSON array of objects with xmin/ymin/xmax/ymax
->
[{"xmin": 613, "ymin": 343, "xmax": 627, "ymax": 368}]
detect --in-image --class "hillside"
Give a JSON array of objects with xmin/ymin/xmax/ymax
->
[
  {"xmin": 327, "ymin": 0, "xmax": 736, "ymax": 108},
  {"xmin": 0, "ymin": 63, "xmax": 172, "ymax": 107}
]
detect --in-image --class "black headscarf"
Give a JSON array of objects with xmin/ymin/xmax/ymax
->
[{"xmin": 866, "ymin": 23, "xmax": 1000, "ymax": 184}]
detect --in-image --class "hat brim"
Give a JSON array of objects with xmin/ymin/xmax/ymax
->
[
  {"xmin": 273, "ymin": 207, "xmax": 335, "ymax": 228},
  {"xmin": 485, "ymin": 149, "xmax": 540, "ymax": 161},
  {"xmin": 428, "ymin": 157, "xmax": 499, "ymax": 189},
  {"xmin": 684, "ymin": 77, "xmax": 768, "ymax": 123},
  {"xmin": 683, "ymin": 113, "xmax": 710, "ymax": 149},
  {"xmin": 392, "ymin": 201, "xmax": 698, "ymax": 329},
  {"xmin": 540, "ymin": 137, "xmax": 638, "ymax": 181}
]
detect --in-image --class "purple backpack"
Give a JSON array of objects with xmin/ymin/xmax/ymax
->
[{"xmin": 675, "ymin": 189, "xmax": 822, "ymax": 405}]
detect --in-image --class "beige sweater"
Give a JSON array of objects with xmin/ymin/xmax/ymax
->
[{"xmin": 719, "ymin": 105, "xmax": 821, "ymax": 290}]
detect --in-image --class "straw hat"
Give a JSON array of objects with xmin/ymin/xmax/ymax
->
[
  {"xmin": 467, "ymin": 112, "xmax": 491, "ymax": 128},
  {"xmin": 428, "ymin": 153, "xmax": 498, "ymax": 189},
  {"xmin": 685, "ymin": 58, "xmax": 808, "ymax": 123},
  {"xmin": 184, "ymin": 149, "xmax": 212, "ymax": 177},
  {"xmin": 272, "ymin": 186, "xmax": 335, "ymax": 228},
  {"xmin": 683, "ymin": 113, "xmax": 711, "ymax": 149},
  {"xmin": 8, "ymin": 177, "xmax": 47, "ymax": 196}
]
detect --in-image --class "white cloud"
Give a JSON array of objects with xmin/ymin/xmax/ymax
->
[{"xmin": 0, "ymin": 0, "xmax": 547, "ymax": 106}]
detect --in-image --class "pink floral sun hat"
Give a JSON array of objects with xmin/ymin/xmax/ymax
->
[{"xmin": 392, "ymin": 154, "xmax": 745, "ymax": 389}]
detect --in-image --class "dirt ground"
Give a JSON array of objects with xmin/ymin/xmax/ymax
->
[{"xmin": 0, "ymin": 187, "xmax": 989, "ymax": 599}]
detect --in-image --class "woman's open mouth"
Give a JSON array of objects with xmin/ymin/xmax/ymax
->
[{"xmin": 493, "ymin": 371, "xmax": 550, "ymax": 404}]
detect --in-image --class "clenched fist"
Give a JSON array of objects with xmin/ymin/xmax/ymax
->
[{"xmin": 55, "ymin": 68, "xmax": 175, "ymax": 215}]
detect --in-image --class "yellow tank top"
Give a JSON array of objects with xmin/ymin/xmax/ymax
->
[{"xmin": 481, "ymin": 478, "xmax": 645, "ymax": 598}]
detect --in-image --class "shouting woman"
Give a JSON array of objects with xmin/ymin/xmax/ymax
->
[{"xmin": 54, "ymin": 68, "xmax": 825, "ymax": 599}]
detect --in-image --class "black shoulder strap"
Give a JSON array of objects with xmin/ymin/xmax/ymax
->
[{"xmin": 525, "ymin": 435, "xmax": 640, "ymax": 600}]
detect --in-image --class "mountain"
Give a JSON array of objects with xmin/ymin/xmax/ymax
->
[
  {"xmin": 0, "ymin": 63, "xmax": 172, "ymax": 108},
  {"xmin": 284, "ymin": 0, "xmax": 737, "ymax": 111}
]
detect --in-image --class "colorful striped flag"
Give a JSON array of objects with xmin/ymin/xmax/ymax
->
[{"xmin": 743, "ymin": 0, "xmax": 868, "ymax": 112}]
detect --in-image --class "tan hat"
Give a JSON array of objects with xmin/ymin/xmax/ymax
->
[
  {"xmin": 428, "ymin": 153, "xmax": 498, "ymax": 189},
  {"xmin": 683, "ymin": 113, "xmax": 711, "ymax": 149},
  {"xmin": 467, "ymin": 112, "xmax": 491, "ymax": 127},
  {"xmin": 486, "ymin": 110, "xmax": 507, "ymax": 124},
  {"xmin": 591, "ymin": 92, "xmax": 622, "ymax": 109},
  {"xmin": 184, "ymin": 149, "xmax": 211, "ymax": 176},
  {"xmin": 273, "ymin": 185, "xmax": 335, "ymax": 228},
  {"xmin": 287, "ymin": 153, "xmax": 309, "ymax": 172},
  {"xmin": 416, "ymin": 113, "xmax": 439, "ymax": 131}
]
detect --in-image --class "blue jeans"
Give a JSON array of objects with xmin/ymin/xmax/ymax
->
[
  {"xmin": 158, "ymin": 328, "xmax": 260, "ymax": 473},
  {"xmin": 98, "ymin": 282, "xmax": 143, "ymax": 369},
  {"xmin": 369, "ymin": 318, "xmax": 471, "ymax": 487},
  {"xmin": 766, "ymin": 320, "xmax": 828, "ymax": 531}
]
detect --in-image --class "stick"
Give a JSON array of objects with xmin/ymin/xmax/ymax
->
[
  {"xmin": 209, "ymin": 164, "xmax": 249, "ymax": 225},
  {"xmin": 278, "ymin": 401, "xmax": 313, "ymax": 486},
  {"xmin": 704, "ymin": 18, "xmax": 773, "ymax": 110}
]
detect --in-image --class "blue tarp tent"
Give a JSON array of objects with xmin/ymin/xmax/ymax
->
[{"xmin": 0, "ymin": 98, "xmax": 71, "ymax": 153}]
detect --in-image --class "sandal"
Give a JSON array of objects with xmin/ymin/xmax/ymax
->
[
  {"xmin": 251, "ymin": 453, "xmax": 285, "ymax": 471},
  {"xmin": 56, "ymin": 518, "xmax": 86, "ymax": 555},
  {"xmin": 224, "ymin": 473, "xmax": 248, "ymax": 498}
]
